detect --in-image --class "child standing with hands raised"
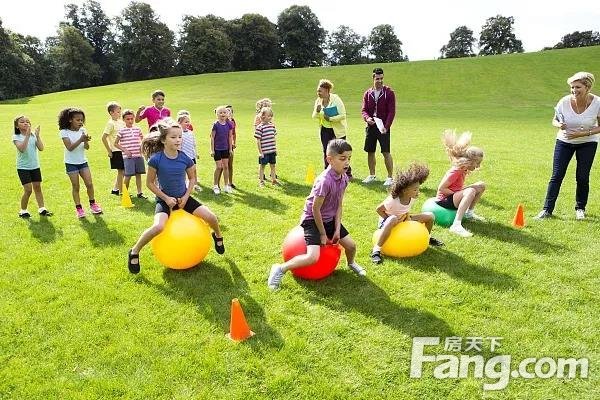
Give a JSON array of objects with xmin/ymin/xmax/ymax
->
[
  {"xmin": 13, "ymin": 115, "xmax": 52, "ymax": 218},
  {"xmin": 59, "ymin": 107, "xmax": 102, "ymax": 218},
  {"xmin": 127, "ymin": 118, "xmax": 225, "ymax": 274},
  {"xmin": 436, "ymin": 130, "xmax": 486, "ymax": 237}
]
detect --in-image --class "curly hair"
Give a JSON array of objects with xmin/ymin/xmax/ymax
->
[
  {"xmin": 389, "ymin": 163, "xmax": 430, "ymax": 198},
  {"xmin": 255, "ymin": 98, "xmax": 272, "ymax": 113},
  {"xmin": 58, "ymin": 108, "xmax": 85, "ymax": 130},
  {"xmin": 442, "ymin": 129, "xmax": 484, "ymax": 168}
]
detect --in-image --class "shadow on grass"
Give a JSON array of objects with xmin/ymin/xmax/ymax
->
[
  {"xmin": 127, "ymin": 198, "xmax": 157, "ymax": 216},
  {"xmin": 138, "ymin": 258, "xmax": 284, "ymax": 351},
  {"xmin": 27, "ymin": 217, "xmax": 60, "ymax": 243},
  {"xmin": 79, "ymin": 215, "xmax": 125, "ymax": 247},
  {"xmin": 401, "ymin": 247, "xmax": 519, "ymax": 290},
  {"xmin": 299, "ymin": 272, "xmax": 454, "ymax": 338},
  {"xmin": 278, "ymin": 178, "xmax": 313, "ymax": 198},
  {"xmin": 229, "ymin": 187, "xmax": 288, "ymax": 213},
  {"xmin": 465, "ymin": 221, "xmax": 567, "ymax": 254}
]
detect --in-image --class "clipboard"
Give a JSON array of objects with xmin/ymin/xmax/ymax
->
[{"xmin": 323, "ymin": 106, "xmax": 339, "ymax": 117}]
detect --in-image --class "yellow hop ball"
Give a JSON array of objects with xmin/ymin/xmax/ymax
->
[
  {"xmin": 372, "ymin": 220, "xmax": 429, "ymax": 258},
  {"xmin": 151, "ymin": 209, "xmax": 211, "ymax": 269}
]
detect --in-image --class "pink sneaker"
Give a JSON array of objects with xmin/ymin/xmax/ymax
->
[
  {"xmin": 90, "ymin": 202, "xmax": 103, "ymax": 214},
  {"xmin": 76, "ymin": 207, "xmax": 86, "ymax": 218}
]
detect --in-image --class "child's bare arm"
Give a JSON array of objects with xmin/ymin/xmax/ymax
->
[
  {"xmin": 375, "ymin": 202, "xmax": 389, "ymax": 219},
  {"xmin": 437, "ymin": 175, "xmax": 455, "ymax": 196}
]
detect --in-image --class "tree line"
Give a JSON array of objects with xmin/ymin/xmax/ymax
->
[{"xmin": 1, "ymin": 1, "xmax": 598, "ymax": 101}]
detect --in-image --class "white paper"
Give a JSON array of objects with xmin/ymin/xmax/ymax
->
[{"xmin": 374, "ymin": 117, "xmax": 385, "ymax": 133}]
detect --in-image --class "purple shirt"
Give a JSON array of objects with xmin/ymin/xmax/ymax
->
[
  {"xmin": 301, "ymin": 166, "xmax": 349, "ymax": 223},
  {"xmin": 212, "ymin": 120, "xmax": 233, "ymax": 151},
  {"xmin": 361, "ymin": 86, "xmax": 396, "ymax": 130},
  {"xmin": 140, "ymin": 106, "xmax": 171, "ymax": 128}
]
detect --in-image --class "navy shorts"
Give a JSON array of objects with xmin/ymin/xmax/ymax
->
[
  {"xmin": 109, "ymin": 151, "xmax": 124, "ymax": 170},
  {"xmin": 364, "ymin": 124, "xmax": 391, "ymax": 153},
  {"xmin": 301, "ymin": 219, "xmax": 349, "ymax": 246},
  {"xmin": 155, "ymin": 196, "xmax": 203, "ymax": 216},
  {"xmin": 17, "ymin": 168, "xmax": 42, "ymax": 185},
  {"xmin": 213, "ymin": 150, "xmax": 230, "ymax": 161},
  {"xmin": 124, "ymin": 157, "xmax": 146, "ymax": 177},
  {"xmin": 436, "ymin": 194, "xmax": 458, "ymax": 210},
  {"xmin": 65, "ymin": 162, "xmax": 89, "ymax": 174},
  {"xmin": 259, "ymin": 152, "xmax": 277, "ymax": 165}
]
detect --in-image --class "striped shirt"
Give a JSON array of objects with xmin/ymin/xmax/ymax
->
[
  {"xmin": 254, "ymin": 122, "xmax": 277, "ymax": 154},
  {"xmin": 117, "ymin": 126, "xmax": 143, "ymax": 158},
  {"xmin": 181, "ymin": 129, "xmax": 196, "ymax": 160}
]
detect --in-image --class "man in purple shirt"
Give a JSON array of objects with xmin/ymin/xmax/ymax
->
[
  {"xmin": 268, "ymin": 139, "xmax": 366, "ymax": 290},
  {"xmin": 361, "ymin": 67, "xmax": 396, "ymax": 187},
  {"xmin": 135, "ymin": 90, "xmax": 171, "ymax": 129}
]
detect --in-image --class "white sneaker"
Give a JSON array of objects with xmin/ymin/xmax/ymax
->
[
  {"xmin": 194, "ymin": 184, "xmax": 202, "ymax": 192},
  {"xmin": 348, "ymin": 262, "xmax": 367, "ymax": 276},
  {"xmin": 223, "ymin": 185, "xmax": 233, "ymax": 193},
  {"xmin": 268, "ymin": 264, "xmax": 285, "ymax": 290},
  {"xmin": 449, "ymin": 223, "xmax": 473, "ymax": 237},
  {"xmin": 383, "ymin": 177, "xmax": 394, "ymax": 186},
  {"xmin": 464, "ymin": 210, "xmax": 485, "ymax": 221},
  {"xmin": 575, "ymin": 209, "xmax": 585, "ymax": 220},
  {"xmin": 212, "ymin": 185, "xmax": 221, "ymax": 195},
  {"xmin": 362, "ymin": 175, "xmax": 376, "ymax": 184}
]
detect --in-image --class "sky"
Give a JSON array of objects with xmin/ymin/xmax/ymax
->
[{"xmin": 2, "ymin": 0, "xmax": 599, "ymax": 61}]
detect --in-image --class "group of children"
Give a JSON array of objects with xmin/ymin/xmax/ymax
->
[
  {"xmin": 268, "ymin": 131, "xmax": 486, "ymax": 289},
  {"xmin": 13, "ymin": 89, "xmax": 486, "ymax": 284}
]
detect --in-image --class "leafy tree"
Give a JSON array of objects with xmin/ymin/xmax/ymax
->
[
  {"xmin": 277, "ymin": 5, "xmax": 326, "ymax": 67},
  {"xmin": 11, "ymin": 33, "xmax": 55, "ymax": 94},
  {"xmin": 177, "ymin": 15, "xmax": 233, "ymax": 75},
  {"xmin": 368, "ymin": 24, "xmax": 407, "ymax": 62},
  {"xmin": 326, "ymin": 25, "xmax": 367, "ymax": 66},
  {"xmin": 478, "ymin": 15, "xmax": 523, "ymax": 55},
  {"xmin": 116, "ymin": 2, "xmax": 175, "ymax": 81},
  {"xmin": 0, "ymin": 19, "xmax": 33, "ymax": 99},
  {"xmin": 47, "ymin": 24, "xmax": 101, "ymax": 90},
  {"xmin": 440, "ymin": 25, "xmax": 476, "ymax": 58},
  {"xmin": 227, "ymin": 14, "xmax": 279, "ymax": 71},
  {"xmin": 63, "ymin": 1, "xmax": 117, "ymax": 84},
  {"xmin": 552, "ymin": 30, "xmax": 600, "ymax": 49}
]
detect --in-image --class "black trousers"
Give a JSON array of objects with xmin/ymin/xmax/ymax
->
[{"xmin": 320, "ymin": 126, "xmax": 352, "ymax": 177}]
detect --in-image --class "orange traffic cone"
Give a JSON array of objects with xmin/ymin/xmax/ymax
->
[
  {"xmin": 121, "ymin": 183, "xmax": 134, "ymax": 208},
  {"xmin": 226, "ymin": 298, "xmax": 255, "ymax": 342},
  {"xmin": 512, "ymin": 204, "xmax": 525, "ymax": 228}
]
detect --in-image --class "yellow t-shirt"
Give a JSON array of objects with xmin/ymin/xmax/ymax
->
[{"xmin": 103, "ymin": 118, "xmax": 125, "ymax": 151}]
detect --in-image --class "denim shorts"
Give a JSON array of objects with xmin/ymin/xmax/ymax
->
[
  {"xmin": 65, "ymin": 162, "xmax": 89, "ymax": 174},
  {"xmin": 124, "ymin": 157, "xmax": 146, "ymax": 177}
]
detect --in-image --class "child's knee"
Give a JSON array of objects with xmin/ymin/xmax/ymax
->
[
  {"xmin": 342, "ymin": 238, "xmax": 356, "ymax": 253},
  {"xmin": 23, "ymin": 184, "xmax": 33, "ymax": 194},
  {"xmin": 423, "ymin": 212, "xmax": 434, "ymax": 223}
]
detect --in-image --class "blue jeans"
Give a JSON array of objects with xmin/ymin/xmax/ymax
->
[{"xmin": 542, "ymin": 139, "xmax": 597, "ymax": 213}]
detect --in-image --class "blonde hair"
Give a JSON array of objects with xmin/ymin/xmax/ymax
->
[
  {"xmin": 177, "ymin": 110, "xmax": 191, "ymax": 124},
  {"xmin": 255, "ymin": 98, "xmax": 273, "ymax": 113},
  {"xmin": 567, "ymin": 72, "xmax": 595, "ymax": 89},
  {"xmin": 442, "ymin": 130, "xmax": 484, "ymax": 168},
  {"xmin": 318, "ymin": 79, "xmax": 333, "ymax": 91},
  {"xmin": 259, "ymin": 106, "xmax": 273, "ymax": 118},
  {"xmin": 215, "ymin": 105, "xmax": 228, "ymax": 115}
]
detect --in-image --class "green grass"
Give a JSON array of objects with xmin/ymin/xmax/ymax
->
[{"xmin": 1, "ymin": 46, "xmax": 599, "ymax": 399}]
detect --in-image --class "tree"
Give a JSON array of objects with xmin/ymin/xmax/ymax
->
[
  {"xmin": 326, "ymin": 25, "xmax": 367, "ymax": 66},
  {"xmin": 277, "ymin": 5, "xmax": 326, "ymax": 67},
  {"xmin": 47, "ymin": 24, "xmax": 101, "ymax": 90},
  {"xmin": 0, "ymin": 19, "xmax": 34, "ymax": 99},
  {"xmin": 368, "ymin": 24, "xmax": 407, "ymax": 62},
  {"xmin": 478, "ymin": 15, "xmax": 523, "ymax": 55},
  {"xmin": 177, "ymin": 15, "xmax": 233, "ymax": 75},
  {"xmin": 63, "ymin": 1, "xmax": 117, "ymax": 84},
  {"xmin": 11, "ymin": 33, "xmax": 56, "ymax": 94},
  {"xmin": 440, "ymin": 25, "xmax": 476, "ymax": 59},
  {"xmin": 552, "ymin": 31, "xmax": 600, "ymax": 49},
  {"xmin": 227, "ymin": 14, "xmax": 279, "ymax": 71},
  {"xmin": 116, "ymin": 2, "xmax": 175, "ymax": 81}
]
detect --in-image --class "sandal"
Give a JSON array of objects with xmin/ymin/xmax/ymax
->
[
  {"xmin": 212, "ymin": 232, "xmax": 225, "ymax": 254},
  {"xmin": 128, "ymin": 249, "xmax": 140, "ymax": 274}
]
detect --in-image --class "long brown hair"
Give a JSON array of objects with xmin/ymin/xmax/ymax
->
[{"xmin": 141, "ymin": 118, "xmax": 181, "ymax": 158}]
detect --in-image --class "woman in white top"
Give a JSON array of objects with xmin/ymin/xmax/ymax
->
[{"xmin": 536, "ymin": 72, "xmax": 600, "ymax": 220}]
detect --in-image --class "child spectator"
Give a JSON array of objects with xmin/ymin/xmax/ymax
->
[
  {"xmin": 254, "ymin": 107, "xmax": 279, "ymax": 187},
  {"xmin": 115, "ymin": 109, "xmax": 146, "ymax": 199},
  {"xmin": 101, "ymin": 101, "xmax": 125, "ymax": 195}
]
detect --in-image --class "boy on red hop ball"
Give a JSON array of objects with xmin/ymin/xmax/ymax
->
[{"xmin": 268, "ymin": 139, "xmax": 365, "ymax": 290}]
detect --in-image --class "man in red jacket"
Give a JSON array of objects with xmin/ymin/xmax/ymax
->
[{"xmin": 361, "ymin": 67, "xmax": 396, "ymax": 186}]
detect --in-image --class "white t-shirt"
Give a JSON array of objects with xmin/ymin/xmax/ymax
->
[
  {"xmin": 60, "ymin": 128, "xmax": 88, "ymax": 164},
  {"xmin": 555, "ymin": 94, "xmax": 600, "ymax": 144}
]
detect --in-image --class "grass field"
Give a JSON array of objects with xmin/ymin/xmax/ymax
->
[{"xmin": 1, "ymin": 46, "xmax": 599, "ymax": 399}]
